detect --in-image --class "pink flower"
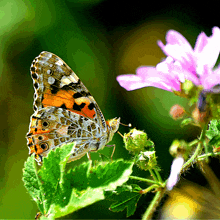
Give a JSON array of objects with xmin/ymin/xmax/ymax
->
[{"xmin": 117, "ymin": 27, "xmax": 220, "ymax": 92}]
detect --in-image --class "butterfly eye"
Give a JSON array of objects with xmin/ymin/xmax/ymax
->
[
  {"xmin": 40, "ymin": 142, "xmax": 49, "ymax": 151},
  {"xmin": 42, "ymin": 120, "xmax": 50, "ymax": 128}
]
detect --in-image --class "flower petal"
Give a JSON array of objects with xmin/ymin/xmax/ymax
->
[
  {"xmin": 195, "ymin": 27, "xmax": 220, "ymax": 73},
  {"xmin": 158, "ymin": 30, "xmax": 196, "ymax": 71},
  {"xmin": 117, "ymin": 66, "xmax": 180, "ymax": 91},
  {"xmin": 156, "ymin": 57, "xmax": 200, "ymax": 87},
  {"xmin": 201, "ymin": 66, "xmax": 220, "ymax": 90}
]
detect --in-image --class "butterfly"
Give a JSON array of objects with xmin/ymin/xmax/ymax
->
[{"xmin": 26, "ymin": 51, "xmax": 120, "ymax": 164}]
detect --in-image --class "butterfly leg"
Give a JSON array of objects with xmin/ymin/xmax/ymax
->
[
  {"xmin": 106, "ymin": 144, "xmax": 116, "ymax": 160},
  {"xmin": 87, "ymin": 152, "xmax": 92, "ymax": 160}
]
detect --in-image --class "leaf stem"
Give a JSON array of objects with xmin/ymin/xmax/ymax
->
[
  {"xmin": 198, "ymin": 151, "xmax": 220, "ymax": 160},
  {"xmin": 129, "ymin": 175, "xmax": 159, "ymax": 185},
  {"xmin": 140, "ymin": 184, "xmax": 159, "ymax": 194}
]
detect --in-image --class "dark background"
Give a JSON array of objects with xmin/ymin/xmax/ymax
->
[{"xmin": 0, "ymin": 0, "xmax": 219, "ymax": 218}]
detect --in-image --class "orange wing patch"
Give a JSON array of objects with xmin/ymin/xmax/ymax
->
[{"xmin": 42, "ymin": 89, "xmax": 96, "ymax": 119}]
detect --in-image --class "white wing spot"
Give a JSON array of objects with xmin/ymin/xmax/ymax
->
[
  {"xmin": 60, "ymin": 74, "xmax": 78, "ymax": 87},
  {"xmin": 69, "ymin": 73, "xmax": 79, "ymax": 82},
  {"xmin": 56, "ymin": 60, "xmax": 63, "ymax": 66},
  {"xmin": 49, "ymin": 64, "xmax": 53, "ymax": 67},
  {"xmin": 48, "ymin": 76, "xmax": 55, "ymax": 85},
  {"xmin": 61, "ymin": 76, "xmax": 72, "ymax": 85},
  {"xmin": 47, "ymin": 69, "xmax": 52, "ymax": 74}
]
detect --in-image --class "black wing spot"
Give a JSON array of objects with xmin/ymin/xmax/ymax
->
[
  {"xmin": 42, "ymin": 121, "xmax": 49, "ymax": 127},
  {"xmin": 50, "ymin": 79, "xmax": 60, "ymax": 94},
  {"xmin": 81, "ymin": 91, "xmax": 91, "ymax": 96},
  {"xmin": 88, "ymin": 103, "xmax": 95, "ymax": 110},
  {"xmin": 60, "ymin": 104, "xmax": 67, "ymax": 109},
  {"xmin": 34, "ymin": 83, "xmax": 39, "ymax": 89},
  {"xmin": 73, "ymin": 93, "xmax": 83, "ymax": 99},
  {"xmin": 73, "ymin": 102, "xmax": 86, "ymax": 111},
  {"xmin": 32, "ymin": 72, "xmax": 38, "ymax": 79},
  {"xmin": 31, "ymin": 67, "xmax": 36, "ymax": 72},
  {"xmin": 27, "ymin": 132, "xmax": 33, "ymax": 137},
  {"xmin": 40, "ymin": 143, "xmax": 48, "ymax": 150}
]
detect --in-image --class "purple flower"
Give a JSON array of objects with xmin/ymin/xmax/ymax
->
[{"xmin": 117, "ymin": 27, "xmax": 220, "ymax": 92}]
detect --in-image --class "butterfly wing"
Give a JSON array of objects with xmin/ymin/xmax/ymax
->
[
  {"xmin": 27, "ymin": 51, "xmax": 109, "ymax": 163},
  {"xmin": 31, "ymin": 51, "xmax": 106, "ymax": 125}
]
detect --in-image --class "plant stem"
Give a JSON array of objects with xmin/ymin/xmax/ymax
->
[
  {"xmin": 181, "ymin": 123, "xmax": 208, "ymax": 171},
  {"xmin": 140, "ymin": 184, "xmax": 158, "ymax": 194},
  {"xmin": 154, "ymin": 169, "xmax": 163, "ymax": 183},
  {"xmin": 198, "ymin": 151, "xmax": 220, "ymax": 160},
  {"xmin": 142, "ymin": 187, "xmax": 166, "ymax": 220},
  {"xmin": 149, "ymin": 169, "xmax": 158, "ymax": 182},
  {"xmin": 129, "ymin": 175, "xmax": 159, "ymax": 185}
]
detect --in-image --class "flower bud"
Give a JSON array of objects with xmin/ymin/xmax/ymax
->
[
  {"xmin": 123, "ymin": 129, "xmax": 153, "ymax": 154},
  {"xmin": 169, "ymin": 139, "xmax": 189, "ymax": 160},
  {"xmin": 136, "ymin": 151, "xmax": 159, "ymax": 171},
  {"xmin": 170, "ymin": 104, "xmax": 186, "ymax": 120}
]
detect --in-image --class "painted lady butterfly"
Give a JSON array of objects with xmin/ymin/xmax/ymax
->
[{"xmin": 26, "ymin": 51, "xmax": 120, "ymax": 164}]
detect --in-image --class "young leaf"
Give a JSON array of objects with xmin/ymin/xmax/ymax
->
[
  {"xmin": 106, "ymin": 184, "xmax": 142, "ymax": 217},
  {"xmin": 23, "ymin": 143, "xmax": 134, "ymax": 219}
]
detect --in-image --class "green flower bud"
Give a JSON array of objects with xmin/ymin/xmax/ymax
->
[
  {"xmin": 169, "ymin": 139, "xmax": 190, "ymax": 160},
  {"xmin": 136, "ymin": 151, "xmax": 159, "ymax": 171},
  {"xmin": 123, "ymin": 129, "xmax": 154, "ymax": 155}
]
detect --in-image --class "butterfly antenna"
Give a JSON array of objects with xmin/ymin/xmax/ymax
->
[{"xmin": 120, "ymin": 122, "xmax": 132, "ymax": 127}]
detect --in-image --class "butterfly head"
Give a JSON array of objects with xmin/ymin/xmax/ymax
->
[{"xmin": 106, "ymin": 117, "xmax": 120, "ymax": 142}]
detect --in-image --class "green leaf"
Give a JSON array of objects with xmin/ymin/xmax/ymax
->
[
  {"xmin": 23, "ymin": 154, "xmax": 45, "ymax": 213},
  {"xmin": 209, "ymin": 135, "xmax": 220, "ymax": 146},
  {"xmin": 38, "ymin": 143, "xmax": 76, "ymax": 213},
  {"xmin": 23, "ymin": 143, "xmax": 134, "ymax": 219},
  {"xmin": 106, "ymin": 184, "xmax": 142, "ymax": 217},
  {"xmin": 50, "ymin": 159, "xmax": 134, "ymax": 218},
  {"xmin": 206, "ymin": 119, "xmax": 220, "ymax": 139},
  {"xmin": 23, "ymin": 143, "xmax": 75, "ymax": 215},
  {"xmin": 88, "ymin": 160, "xmax": 134, "ymax": 189}
]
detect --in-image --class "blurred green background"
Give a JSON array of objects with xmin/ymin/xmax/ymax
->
[{"xmin": 0, "ymin": 0, "xmax": 219, "ymax": 219}]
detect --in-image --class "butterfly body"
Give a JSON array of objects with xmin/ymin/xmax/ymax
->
[{"xmin": 27, "ymin": 51, "xmax": 120, "ymax": 163}]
